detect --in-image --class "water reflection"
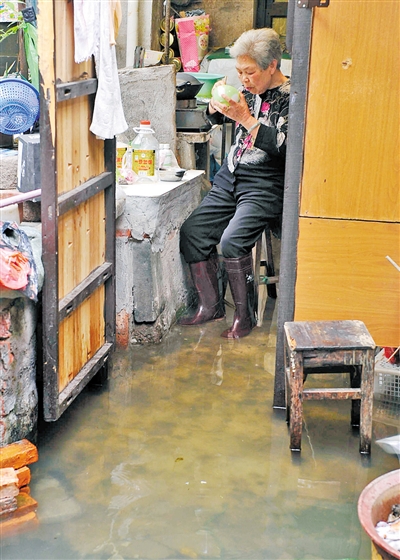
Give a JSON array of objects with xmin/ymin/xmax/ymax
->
[{"xmin": 1, "ymin": 303, "xmax": 399, "ymax": 559}]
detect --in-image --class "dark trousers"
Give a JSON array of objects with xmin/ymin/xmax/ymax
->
[{"xmin": 180, "ymin": 180, "xmax": 283, "ymax": 263}]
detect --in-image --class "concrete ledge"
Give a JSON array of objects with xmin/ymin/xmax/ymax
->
[{"xmin": 115, "ymin": 170, "xmax": 204, "ymax": 345}]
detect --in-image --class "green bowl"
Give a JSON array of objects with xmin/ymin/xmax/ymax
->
[
  {"xmin": 187, "ymin": 73, "xmax": 225, "ymax": 99},
  {"xmin": 212, "ymin": 84, "xmax": 240, "ymax": 105}
]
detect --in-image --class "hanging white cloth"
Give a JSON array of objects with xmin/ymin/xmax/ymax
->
[
  {"xmin": 73, "ymin": 0, "xmax": 99, "ymax": 64},
  {"xmin": 73, "ymin": 0, "xmax": 127, "ymax": 139}
]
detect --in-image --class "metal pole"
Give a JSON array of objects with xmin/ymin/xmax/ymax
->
[
  {"xmin": 163, "ymin": 0, "xmax": 171, "ymax": 64},
  {"xmin": 273, "ymin": 2, "xmax": 313, "ymax": 408}
]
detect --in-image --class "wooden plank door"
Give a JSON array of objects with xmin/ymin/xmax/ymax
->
[
  {"xmin": 38, "ymin": 0, "xmax": 116, "ymax": 421},
  {"xmin": 294, "ymin": 0, "xmax": 399, "ymax": 346},
  {"xmin": 299, "ymin": 0, "xmax": 399, "ymax": 224}
]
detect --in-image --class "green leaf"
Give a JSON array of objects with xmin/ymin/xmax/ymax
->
[{"xmin": 23, "ymin": 22, "xmax": 39, "ymax": 90}]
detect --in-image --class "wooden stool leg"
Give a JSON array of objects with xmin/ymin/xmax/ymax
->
[
  {"xmin": 359, "ymin": 350, "xmax": 374, "ymax": 454},
  {"xmin": 253, "ymin": 238, "xmax": 263, "ymax": 327},
  {"xmin": 289, "ymin": 350, "xmax": 304, "ymax": 451},
  {"xmin": 264, "ymin": 225, "xmax": 277, "ymax": 299},
  {"xmin": 284, "ymin": 344, "xmax": 291, "ymax": 424},
  {"xmin": 350, "ymin": 366, "xmax": 361, "ymax": 427}
]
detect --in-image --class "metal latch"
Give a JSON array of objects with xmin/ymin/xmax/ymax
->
[{"xmin": 297, "ymin": 0, "xmax": 330, "ymax": 7}]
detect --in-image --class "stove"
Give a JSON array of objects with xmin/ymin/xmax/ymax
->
[{"xmin": 175, "ymin": 98, "xmax": 212, "ymax": 132}]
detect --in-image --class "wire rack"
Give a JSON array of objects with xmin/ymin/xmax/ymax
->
[{"xmin": 374, "ymin": 350, "xmax": 400, "ymax": 405}]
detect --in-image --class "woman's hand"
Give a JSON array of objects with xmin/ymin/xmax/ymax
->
[
  {"xmin": 208, "ymin": 78, "xmax": 227, "ymax": 114},
  {"xmin": 211, "ymin": 77, "xmax": 227, "ymax": 95},
  {"xmin": 211, "ymin": 92, "xmax": 258, "ymax": 133}
]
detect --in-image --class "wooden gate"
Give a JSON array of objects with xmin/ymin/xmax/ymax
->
[{"xmin": 38, "ymin": 0, "xmax": 116, "ymax": 421}]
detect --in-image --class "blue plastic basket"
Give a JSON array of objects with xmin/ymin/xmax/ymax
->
[{"xmin": 0, "ymin": 78, "xmax": 40, "ymax": 135}]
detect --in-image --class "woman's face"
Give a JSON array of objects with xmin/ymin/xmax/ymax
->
[{"xmin": 236, "ymin": 55, "xmax": 277, "ymax": 94}]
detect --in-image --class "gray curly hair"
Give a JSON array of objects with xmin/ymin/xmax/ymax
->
[{"xmin": 229, "ymin": 28, "xmax": 282, "ymax": 70}]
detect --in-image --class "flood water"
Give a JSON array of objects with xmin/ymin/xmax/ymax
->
[{"xmin": 2, "ymin": 299, "xmax": 399, "ymax": 560}]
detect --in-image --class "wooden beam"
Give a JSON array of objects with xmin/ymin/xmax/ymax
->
[
  {"xmin": 59, "ymin": 262, "xmax": 113, "ymax": 320},
  {"xmin": 58, "ymin": 172, "xmax": 113, "ymax": 216},
  {"xmin": 56, "ymin": 78, "xmax": 98, "ymax": 101},
  {"xmin": 57, "ymin": 343, "xmax": 113, "ymax": 418}
]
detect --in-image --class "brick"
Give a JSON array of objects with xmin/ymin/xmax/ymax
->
[
  {"xmin": 0, "ymin": 467, "xmax": 18, "ymax": 488},
  {"xmin": 0, "ymin": 310, "xmax": 11, "ymax": 339},
  {"xmin": 116, "ymin": 228, "xmax": 132, "ymax": 238},
  {"xmin": 116, "ymin": 310, "xmax": 130, "ymax": 349},
  {"xmin": 0, "ymin": 492, "xmax": 38, "ymax": 522},
  {"xmin": 0, "ymin": 468, "xmax": 19, "ymax": 501},
  {"xmin": 0, "ymin": 339, "xmax": 14, "ymax": 368},
  {"xmin": 0, "ymin": 511, "xmax": 38, "ymax": 538},
  {"xmin": 0, "ymin": 440, "xmax": 38, "ymax": 470},
  {"xmin": 0, "ymin": 496, "xmax": 17, "ymax": 516},
  {"xmin": 15, "ymin": 466, "xmax": 30, "ymax": 488}
]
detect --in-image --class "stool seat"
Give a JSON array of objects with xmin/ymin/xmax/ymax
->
[
  {"xmin": 284, "ymin": 320, "xmax": 375, "ymax": 454},
  {"xmin": 285, "ymin": 320, "xmax": 375, "ymax": 351}
]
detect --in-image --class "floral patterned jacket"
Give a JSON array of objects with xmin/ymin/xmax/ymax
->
[{"xmin": 208, "ymin": 80, "xmax": 290, "ymax": 188}]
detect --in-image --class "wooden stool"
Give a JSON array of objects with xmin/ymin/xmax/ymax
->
[
  {"xmin": 284, "ymin": 320, "xmax": 375, "ymax": 454},
  {"xmin": 253, "ymin": 223, "xmax": 279, "ymax": 327}
]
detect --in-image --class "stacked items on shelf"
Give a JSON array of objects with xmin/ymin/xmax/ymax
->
[
  {"xmin": 158, "ymin": 10, "xmax": 210, "ymax": 73},
  {"xmin": 0, "ymin": 439, "xmax": 39, "ymax": 536},
  {"xmin": 159, "ymin": 16, "xmax": 181, "ymax": 70}
]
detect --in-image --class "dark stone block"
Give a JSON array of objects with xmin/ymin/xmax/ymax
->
[{"xmin": 18, "ymin": 133, "xmax": 41, "ymax": 199}]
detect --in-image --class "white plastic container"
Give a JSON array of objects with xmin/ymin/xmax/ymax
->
[
  {"xmin": 159, "ymin": 143, "xmax": 179, "ymax": 169},
  {"xmin": 131, "ymin": 121, "xmax": 159, "ymax": 183}
]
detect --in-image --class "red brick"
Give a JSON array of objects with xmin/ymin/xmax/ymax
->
[
  {"xmin": 0, "ymin": 440, "xmax": 38, "ymax": 470},
  {"xmin": 0, "ymin": 310, "xmax": 11, "ymax": 339},
  {"xmin": 116, "ymin": 310, "xmax": 130, "ymax": 349}
]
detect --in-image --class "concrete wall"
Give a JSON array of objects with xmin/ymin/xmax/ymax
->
[
  {"xmin": 203, "ymin": 0, "xmax": 256, "ymax": 48},
  {"xmin": 117, "ymin": 65, "xmax": 177, "ymax": 152},
  {"xmin": 116, "ymin": 0, "xmax": 155, "ymax": 68},
  {"xmin": 115, "ymin": 1, "xmax": 257, "ymax": 69},
  {"xmin": 0, "ymin": 298, "xmax": 38, "ymax": 446}
]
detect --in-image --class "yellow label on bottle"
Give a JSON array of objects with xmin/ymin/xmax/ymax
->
[
  {"xmin": 116, "ymin": 146, "xmax": 127, "ymax": 169},
  {"xmin": 132, "ymin": 149, "xmax": 155, "ymax": 176}
]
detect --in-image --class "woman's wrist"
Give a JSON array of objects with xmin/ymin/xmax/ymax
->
[
  {"xmin": 209, "ymin": 99, "xmax": 216, "ymax": 113},
  {"xmin": 242, "ymin": 116, "xmax": 258, "ymax": 132},
  {"xmin": 247, "ymin": 120, "xmax": 261, "ymax": 134}
]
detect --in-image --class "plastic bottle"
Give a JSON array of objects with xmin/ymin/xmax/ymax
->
[
  {"xmin": 131, "ymin": 120, "xmax": 159, "ymax": 183},
  {"xmin": 159, "ymin": 143, "xmax": 179, "ymax": 169}
]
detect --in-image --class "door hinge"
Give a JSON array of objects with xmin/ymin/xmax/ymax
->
[{"xmin": 297, "ymin": 0, "xmax": 330, "ymax": 7}]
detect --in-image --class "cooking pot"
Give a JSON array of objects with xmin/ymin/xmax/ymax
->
[{"xmin": 176, "ymin": 72, "xmax": 203, "ymax": 100}]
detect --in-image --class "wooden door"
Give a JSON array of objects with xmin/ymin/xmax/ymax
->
[
  {"xmin": 38, "ymin": 0, "xmax": 116, "ymax": 421},
  {"xmin": 299, "ymin": 0, "xmax": 399, "ymax": 223},
  {"xmin": 294, "ymin": 0, "xmax": 399, "ymax": 347},
  {"xmin": 295, "ymin": 219, "xmax": 400, "ymax": 345}
]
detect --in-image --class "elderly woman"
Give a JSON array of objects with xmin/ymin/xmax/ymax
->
[{"xmin": 179, "ymin": 27, "xmax": 290, "ymax": 339}]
